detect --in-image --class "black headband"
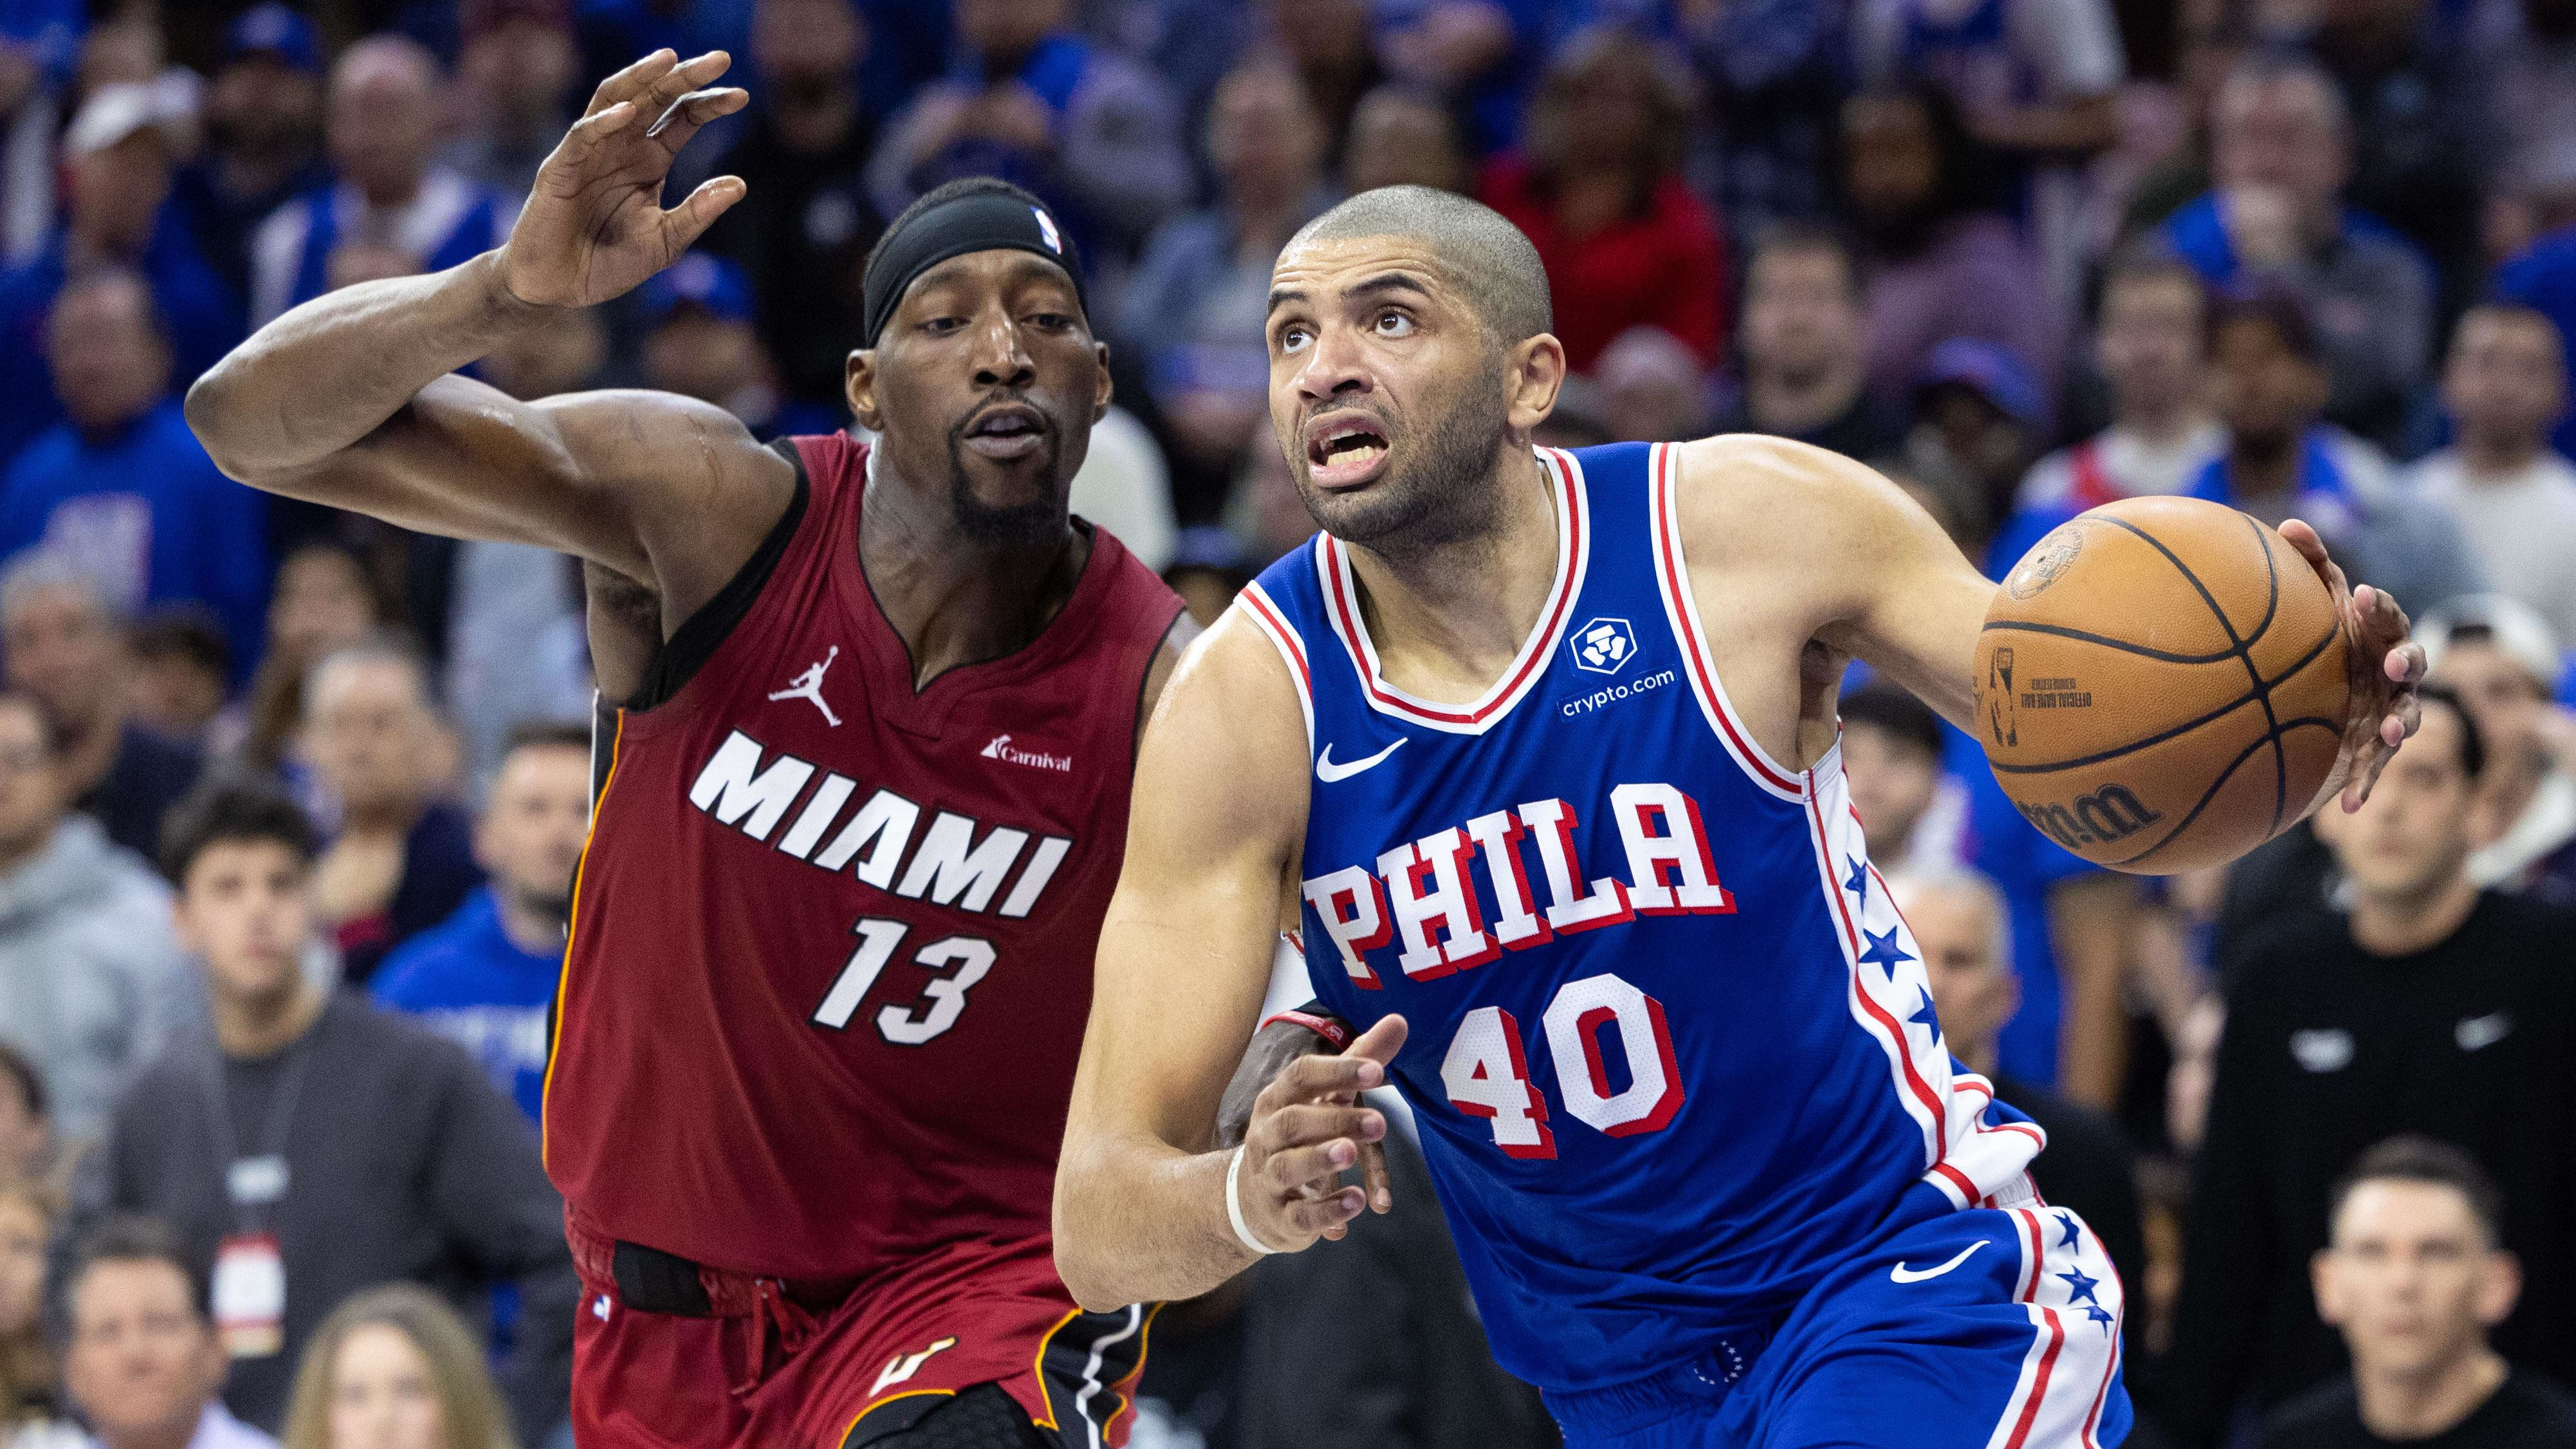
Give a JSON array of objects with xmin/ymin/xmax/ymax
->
[{"xmin": 860, "ymin": 189, "xmax": 1087, "ymax": 348}]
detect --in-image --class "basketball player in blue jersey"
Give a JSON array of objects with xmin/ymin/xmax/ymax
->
[{"xmin": 1053, "ymin": 188, "xmax": 2422, "ymax": 1449}]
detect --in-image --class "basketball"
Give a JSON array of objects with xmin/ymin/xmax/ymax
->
[{"xmin": 1973, "ymin": 496, "xmax": 2351, "ymax": 874}]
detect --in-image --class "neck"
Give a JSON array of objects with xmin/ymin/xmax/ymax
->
[
  {"xmin": 2119, "ymin": 400, "xmax": 2209, "ymax": 448},
  {"xmin": 339, "ymin": 795, "xmax": 423, "ymax": 835},
  {"xmin": 1747, "ymin": 356, "xmax": 1863, "ymax": 436},
  {"xmin": 771, "ymin": 78, "xmax": 856, "ymax": 152},
  {"xmin": 214, "ymin": 972, "xmax": 324, "ymax": 1058},
  {"xmin": 1231, "ymin": 187, "xmax": 1311, "ymax": 259},
  {"xmin": 1343, "ymin": 448, "xmax": 1559, "ymax": 691},
  {"xmin": 496, "ymin": 889, "xmax": 567, "ymax": 955},
  {"xmin": 0, "ymin": 818, "xmax": 56, "ymax": 877},
  {"xmin": 2457, "ymin": 429, "xmax": 2544, "ymax": 478},
  {"xmin": 2355, "ymin": 1344, "xmax": 2507, "ymax": 1440},
  {"xmin": 360, "ymin": 172, "xmax": 424, "ymax": 211},
  {"xmin": 2229, "ymin": 429, "xmax": 2304, "ymax": 499},
  {"xmin": 1958, "ymin": 1039, "xmax": 1999, "ymax": 1080},
  {"xmin": 859, "ymin": 465, "xmax": 1087, "ymax": 689},
  {"xmin": 56, "ymin": 703, "xmax": 121, "ymax": 796},
  {"xmin": 2350, "ymin": 871, "xmax": 2481, "ymax": 956},
  {"xmin": 219, "ymin": 145, "xmax": 306, "ymax": 199},
  {"xmin": 105, "ymin": 1410, "xmax": 203, "ymax": 1449}
]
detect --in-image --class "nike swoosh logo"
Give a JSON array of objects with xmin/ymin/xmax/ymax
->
[
  {"xmin": 1316, "ymin": 739, "xmax": 1406, "ymax": 782},
  {"xmin": 1890, "ymin": 1239, "xmax": 1989, "ymax": 1284}
]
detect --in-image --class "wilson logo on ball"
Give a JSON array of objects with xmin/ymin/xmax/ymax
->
[
  {"xmin": 1569, "ymin": 618, "xmax": 1637, "ymax": 676},
  {"xmin": 2017, "ymin": 785, "xmax": 2162, "ymax": 853}
]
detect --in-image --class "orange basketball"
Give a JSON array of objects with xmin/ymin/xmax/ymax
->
[{"xmin": 1973, "ymin": 495, "xmax": 2350, "ymax": 874}]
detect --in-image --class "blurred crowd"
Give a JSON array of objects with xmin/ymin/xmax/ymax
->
[{"xmin": 0, "ymin": 0, "xmax": 2568, "ymax": 1446}]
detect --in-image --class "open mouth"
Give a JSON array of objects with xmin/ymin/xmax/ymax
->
[
  {"xmin": 1303, "ymin": 414, "xmax": 1392, "ymax": 489},
  {"xmin": 960, "ymin": 402, "xmax": 1049, "ymax": 461}
]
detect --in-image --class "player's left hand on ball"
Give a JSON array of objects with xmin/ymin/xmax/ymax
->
[
  {"xmin": 1238, "ymin": 1015, "xmax": 1408, "ymax": 1250},
  {"xmin": 2279, "ymin": 519, "xmax": 2424, "ymax": 814}
]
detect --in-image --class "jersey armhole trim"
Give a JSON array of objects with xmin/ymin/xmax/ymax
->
[
  {"xmin": 1648, "ymin": 441, "xmax": 1808, "ymax": 802},
  {"xmin": 623, "ymin": 435, "xmax": 813, "ymax": 712},
  {"xmin": 1236, "ymin": 581, "xmax": 1315, "ymax": 755}
]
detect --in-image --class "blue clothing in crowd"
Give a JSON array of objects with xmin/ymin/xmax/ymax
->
[
  {"xmin": 252, "ymin": 172, "xmax": 513, "ymax": 328},
  {"xmin": 2497, "ymin": 226, "xmax": 2576, "ymax": 460},
  {"xmin": 373, "ymin": 887, "xmax": 560, "ymax": 1122},
  {"xmin": 0, "ymin": 400, "xmax": 268, "ymax": 670},
  {"xmin": 1944, "ymin": 724, "xmax": 2095, "ymax": 1085},
  {"xmin": 0, "ymin": 211, "xmax": 247, "ymax": 465}
]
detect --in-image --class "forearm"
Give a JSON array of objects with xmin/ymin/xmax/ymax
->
[
  {"xmin": 187, "ymin": 250, "xmax": 539, "ymax": 480},
  {"xmin": 2051, "ymin": 872, "xmax": 2136, "ymax": 1107},
  {"xmin": 1054, "ymin": 1131, "xmax": 1263, "ymax": 1311}
]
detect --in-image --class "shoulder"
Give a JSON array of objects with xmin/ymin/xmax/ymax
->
[
  {"xmin": 2471, "ymin": 890, "xmax": 2576, "ymax": 952},
  {"xmin": 327, "ymin": 994, "xmax": 481, "ymax": 1087},
  {"xmin": 1670, "ymin": 432, "xmax": 1915, "ymax": 545},
  {"xmin": 2402, "ymin": 449, "xmax": 2463, "ymax": 495},
  {"xmin": 2223, "ymin": 910, "xmax": 2344, "ymax": 1006},
  {"xmin": 2497, "ymin": 1369, "xmax": 2576, "ymax": 1431},
  {"xmin": 2017, "ymin": 447, "xmax": 2078, "ymax": 509},
  {"xmin": 370, "ymin": 901, "xmax": 489, "ymax": 1006},
  {"xmin": 2256, "ymin": 1376, "xmax": 2361, "ymax": 1448}
]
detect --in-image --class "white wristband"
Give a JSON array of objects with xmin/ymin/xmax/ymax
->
[{"xmin": 1224, "ymin": 1145, "xmax": 1280, "ymax": 1255}]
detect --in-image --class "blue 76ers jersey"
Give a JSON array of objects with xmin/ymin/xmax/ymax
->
[{"xmin": 1237, "ymin": 443, "xmax": 2045, "ymax": 1394}]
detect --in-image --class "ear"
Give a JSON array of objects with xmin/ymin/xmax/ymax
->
[
  {"xmin": 1092, "ymin": 339, "xmax": 1114, "ymax": 424},
  {"xmin": 472, "ymin": 809, "xmax": 500, "ymax": 877},
  {"xmin": 2310, "ymin": 1248, "xmax": 2346, "ymax": 1324},
  {"xmin": 1504, "ymin": 333, "xmax": 1569, "ymax": 441},
  {"xmin": 2476, "ymin": 1249, "xmax": 2523, "ymax": 1327},
  {"xmin": 847, "ymin": 349, "xmax": 883, "ymax": 434},
  {"xmin": 1991, "ymin": 963, "xmax": 2023, "ymax": 1029}
]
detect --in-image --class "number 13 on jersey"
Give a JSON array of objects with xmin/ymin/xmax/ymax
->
[{"xmin": 1442, "ymin": 972, "xmax": 1682, "ymax": 1158}]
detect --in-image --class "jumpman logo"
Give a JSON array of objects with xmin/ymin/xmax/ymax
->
[{"xmin": 768, "ymin": 647, "xmax": 843, "ymax": 727}]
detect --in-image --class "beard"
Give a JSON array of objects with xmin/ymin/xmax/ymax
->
[
  {"xmin": 946, "ymin": 407, "xmax": 1072, "ymax": 546},
  {"xmin": 517, "ymin": 887, "xmax": 573, "ymax": 931},
  {"xmin": 1293, "ymin": 370, "xmax": 1514, "ymax": 565}
]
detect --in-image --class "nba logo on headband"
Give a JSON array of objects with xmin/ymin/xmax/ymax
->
[{"xmin": 1032, "ymin": 207, "xmax": 1063, "ymax": 255}]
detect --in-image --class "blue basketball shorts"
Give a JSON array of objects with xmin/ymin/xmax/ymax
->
[{"xmin": 1542, "ymin": 1185, "xmax": 2131, "ymax": 1449}]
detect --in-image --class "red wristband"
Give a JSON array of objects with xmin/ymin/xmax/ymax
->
[{"xmin": 1258, "ymin": 1009, "xmax": 1352, "ymax": 1050}]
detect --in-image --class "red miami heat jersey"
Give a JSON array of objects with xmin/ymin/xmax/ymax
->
[{"xmin": 544, "ymin": 432, "xmax": 1184, "ymax": 1282}]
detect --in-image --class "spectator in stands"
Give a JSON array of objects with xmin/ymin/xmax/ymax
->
[
  {"xmin": 1, "ymin": 270, "xmax": 271, "ymax": 665},
  {"xmin": 228, "ymin": 542, "xmax": 389, "ymax": 776},
  {"xmin": 1480, "ymin": 29, "xmax": 1727, "ymax": 376},
  {"xmin": 2497, "ymin": 224, "xmax": 2576, "ymax": 461},
  {"xmin": 1375, "ymin": 0, "xmax": 1546, "ymax": 156},
  {"xmin": 97, "ymin": 781, "xmax": 575, "ymax": 1437},
  {"xmin": 1906, "ymin": 337, "xmax": 2048, "ymax": 549},
  {"xmin": 2477, "ymin": 0, "xmax": 2576, "ymax": 243},
  {"xmin": 636, "ymin": 252, "xmax": 831, "ymax": 441},
  {"xmin": 2001, "ymin": 254, "xmax": 2222, "ymax": 568},
  {"xmin": 445, "ymin": 0, "xmax": 578, "ymax": 202},
  {"xmin": 2160, "ymin": 53, "xmax": 2434, "ymax": 447},
  {"xmin": 169, "ymin": 6, "xmax": 327, "ymax": 308},
  {"xmin": 2260, "ymin": 1137, "xmax": 2576, "ymax": 1448},
  {"xmin": 867, "ymin": 0, "xmax": 1188, "ymax": 264},
  {"xmin": 130, "ymin": 607, "xmax": 233, "ymax": 747},
  {"xmin": 2406, "ymin": 306, "xmax": 2576, "ymax": 648},
  {"xmin": 0, "ymin": 1043, "xmax": 51, "ymax": 1186},
  {"xmin": 279, "ymin": 1285, "xmax": 519, "ymax": 1449},
  {"xmin": 2166, "ymin": 688, "xmax": 2576, "ymax": 1446},
  {"xmin": 1678, "ymin": 0, "xmax": 1849, "ymax": 264},
  {"xmin": 299, "ymin": 640, "xmax": 481, "ymax": 984},
  {"xmin": 0, "ymin": 80, "xmax": 243, "ymax": 466},
  {"xmin": 699, "ymin": 0, "xmax": 882, "ymax": 411},
  {"xmin": 0, "ymin": 0, "xmax": 80, "ymax": 270},
  {"xmin": 1890, "ymin": 866, "xmax": 2146, "ymax": 1309},
  {"xmin": 1341, "ymin": 84, "xmax": 1471, "ymax": 198},
  {"xmin": 2418, "ymin": 597, "xmax": 2576, "ymax": 909},
  {"xmin": 60, "ymin": 1217, "xmax": 275, "ymax": 1449},
  {"xmin": 1120, "ymin": 61, "xmax": 1333, "ymax": 512},
  {"xmin": 1713, "ymin": 223, "xmax": 1906, "ymax": 461},
  {"xmin": 1838, "ymin": 682, "xmax": 1965, "ymax": 875},
  {"xmin": 374, "ymin": 722, "xmax": 588, "ymax": 1121},
  {"xmin": 2192, "ymin": 288, "xmax": 2482, "ymax": 618},
  {"xmin": 250, "ymin": 38, "xmax": 515, "ymax": 328},
  {"xmin": 0, "ymin": 557, "xmax": 207, "ymax": 862},
  {"xmin": 1842, "ymin": 83, "xmax": 2064, "ymax": 423},
  {"xmin": 2308, "ymin": 0, "xmax": 2482, "ymax": 310},
  {"xmin": 0, "ymin": 690, "xmax": 194, "ymax": 1151},
  {"xmin": 1596, "ymin": 326, "xmax": 1711, "ymax": 444},
  {"xmin": 0, "ymin": 1177, "xmax": 72, "ymax": 1445}
]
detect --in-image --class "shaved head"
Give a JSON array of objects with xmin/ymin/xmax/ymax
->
[{"xmin": 1289, "ymin": 187, "xmax": 1553, "ymax": 349}]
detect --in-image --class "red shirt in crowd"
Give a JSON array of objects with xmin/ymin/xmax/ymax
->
[{"xmin": 1478, "ymin": 155, "xmax": 1729, "ymax": 375}]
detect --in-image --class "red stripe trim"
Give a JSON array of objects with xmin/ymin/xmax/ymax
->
[
  {"xmin": 1808, "ymin": 788, "xmax": 1946, "ymax": 1141},
  {"xmin": 1260, "ymin": 1010, "xmax": 1352, "ymax": 1049},
  {"xmin": 1321, "ymin": 452, "xmax": 1581, "ymax": 727},
  {"xmin": 1931, "ymin": 1161, "xmax": 1980, "ymax": 1201},
  {"xmin": 2017, "ymin": 1208, "xmax": 2045, "ymax": 1302},
  {"xmin": 2081, "ymin": 1333, "xmax": 2122, "ymax": 1448},
  {"xmin": 2003, "ymin": 1308, "xmax": 2068, "ymax": 1449},
  {"xmin": 1652, "ymin": 445, "xmax": 1803, "ymax": 793},
  {"xmin": 1240, "ymin": 586, "xmax": 1310, "ymax": 691}
]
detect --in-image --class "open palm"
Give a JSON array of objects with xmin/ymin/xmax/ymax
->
[{"xmin": 501, "ymin": 49, "xmax": 750, "ymax": 309}]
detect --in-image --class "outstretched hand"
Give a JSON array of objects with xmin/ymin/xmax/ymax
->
[
  {"xmin": 2279, "ymin": 518, "xmax": 2425, "ymax": 814},
  {"xmin": 501, "ymin": 50, "xmax": 749, "ymax": 309},
  {"xmin": 1234, "ymin": 1015, "xmax": 1408, "ymax": 1251}
]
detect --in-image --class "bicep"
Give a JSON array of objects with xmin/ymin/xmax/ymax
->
[{"xmin": 1074, "ymin": 616, "xmax": 1311, "ymax": 1153}]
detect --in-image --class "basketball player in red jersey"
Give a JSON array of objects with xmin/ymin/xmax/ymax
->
[{"xmin": 187, "ymin": 49, "xmax": 1189, "ymax": 1449}]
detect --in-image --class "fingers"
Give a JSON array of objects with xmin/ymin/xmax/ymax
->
[
  {"xmin": 1262, "ymin": 1138, "xmax": 1363, "ymax": 1193},
  {"xmin": 1257, "ymin": 1045, "xmax": 1386, "ymax": 1109},
  {"xmin": 1252, "ymin": 1102, "xmax": 1385, "ymax": 1154},
  {"xmin": 2383, "ymin": 639, "xmax": 2425, "ymax": 686},
  {"xmin": 1280, "ymin": 1186, "xmax": 1368, "ymax": 1238},
  {"xmin": 659, "ymin": 176, "xmax": 747, "ymax": 255},
  {"xmin": 1358, "ymin": 1138, "xmax": 1394, "ymax": 1213},
  {"xmin": 647, "ymin": 86, "xmax": 750, "ymax": 148},
  {"xmin": 584, "ymin": 49, "xmax": 678, "ymax": 119},
  {"xmin": 2276, "ymin": 517, "xmax": 2328, "ymax": 568},
  {"xmin": 1348, "ymin": 1012, "xmax": 1409, "ymax": 1066}
]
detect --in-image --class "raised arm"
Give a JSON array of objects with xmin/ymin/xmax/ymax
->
[
  {"xmin": 1054, "ymin": 611, "xmax": 1401, "ymax": 1311},
  {"xmin": 183, "ymin": 50, "xmax": 780, "ymax": 620}
]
